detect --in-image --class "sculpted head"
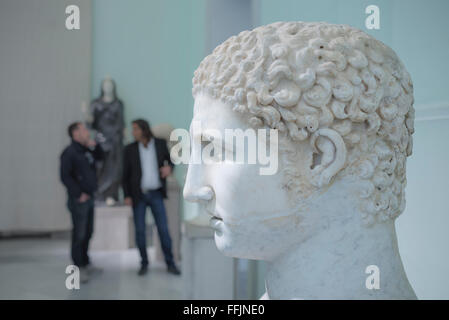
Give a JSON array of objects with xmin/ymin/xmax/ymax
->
[{"xmin": 184, "ymin": 21, "xmax": 414, "ymax": 261}]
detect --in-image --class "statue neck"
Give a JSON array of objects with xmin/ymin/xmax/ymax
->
[
  {"xmin": 264, "ymin": 186, "xmax": 416, "ymax": 299},
  {"xmin": 102, "ymin": 93, "xmax": 115, "ymax": 103}
]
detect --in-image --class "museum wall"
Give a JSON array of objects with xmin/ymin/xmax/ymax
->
[
  {"xmin": 256, "ymin": 0, "xmax": 449, "ymax": 299},
  {"xmin": 91, "ymin": 0, "xmax": 207, "ymax": 139},
  {"xmin": 0, "ymin": 0, "xmax": 92, "ymax": 232},
  {"xmin": 398, "ymin": 118, "xmax": 449, "ymax": 299}
]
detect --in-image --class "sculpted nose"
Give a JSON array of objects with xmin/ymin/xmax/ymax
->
[
  {"xmin": 184, "ymin": 185, "xmax": 214, "ymax": 202},
  {"xmin": 183, "ymin": 165, "xmax": 214, "ymax": 202}
]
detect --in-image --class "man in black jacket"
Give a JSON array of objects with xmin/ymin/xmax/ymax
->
[
  {"xmin": 123, "ymin": 119, "xmax": 180, "ymax": 276},
  {"xmin": 60, "ymin": 122, "xmax": 104, "ymax": 283}
]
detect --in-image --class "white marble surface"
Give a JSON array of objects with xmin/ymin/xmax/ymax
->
[{"xmin": 185, "ymin": 21, "xmax": 416, "ymax": 299}]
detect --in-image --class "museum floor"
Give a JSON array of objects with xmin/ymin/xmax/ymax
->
[{"xmin": 0, "ymin": 237, "xmax": 183, "ymax": 299}]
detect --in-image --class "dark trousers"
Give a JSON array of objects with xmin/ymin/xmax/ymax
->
[
  {"xmin": 133, "ymin": 189, "xmax": 174, "ymax": 267},
  {"xmin": 67, "ymin": 197, "xmax": 94, "ymax": 267}
]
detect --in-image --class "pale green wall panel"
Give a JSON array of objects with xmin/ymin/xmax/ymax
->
[
  {"xmin": 259, "ymin": 0, "xmax": 449, "ymax": 107},
  {"xmin": 91, "ymin": 0, "xmax": 206, "ymax": 137}
]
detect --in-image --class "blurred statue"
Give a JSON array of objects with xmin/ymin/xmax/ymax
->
[{"xmin": 88, "ymin": 77, "xmax": 124, "ymax": 204}]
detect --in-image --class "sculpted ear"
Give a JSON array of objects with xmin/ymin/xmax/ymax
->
[{"xmin": 309, "ymin": 128, "xmax": 347, "ymax": 188}]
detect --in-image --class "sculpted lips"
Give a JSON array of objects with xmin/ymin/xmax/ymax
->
[
  {"xmin": 209, "ymin": 217, "xmax": 223, "ymax": 234},
  {"xmin": 207, "ymin": 210, "xmax": 224, "ymax": 230},
  {"xmin": 207, "ymin": 210, "xmax": 223, "ymax": 221}
]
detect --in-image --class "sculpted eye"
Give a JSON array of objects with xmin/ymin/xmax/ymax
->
[
  {"xmin": 201, "ymin": 134, "xmax": 222, "ymax": 162},
  {"xmin": 201, "ymin": 140, "xmax": 214, "ymax": 156}
]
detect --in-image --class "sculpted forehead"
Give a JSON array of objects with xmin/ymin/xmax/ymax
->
[{"xmin": 193, "ymin": 93, "xmax": 250, "ymax": 132}]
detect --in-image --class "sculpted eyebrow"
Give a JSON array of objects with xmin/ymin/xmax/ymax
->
[{"xmin": 201, "ymin": 132, "xmax": 220, "ymax": 142}]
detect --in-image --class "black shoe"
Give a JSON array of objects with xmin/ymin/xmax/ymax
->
[
  {"xmin": 138, "ymin": 265, "xmax": 148, "ymax": 276},
  {"xmin": 167, "ymin": 264, "xmax": 181, "ymax": 275}
]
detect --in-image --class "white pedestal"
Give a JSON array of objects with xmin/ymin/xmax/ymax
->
[
  {"xmin": 90, "ymin": 205, "xmax": 135, "ymax": 251},
  {"xmin": 181, "ymin": 222, "xmax": 235, "ymax": 299}
]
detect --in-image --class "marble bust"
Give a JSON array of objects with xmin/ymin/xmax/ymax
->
[{"xmin": 183, "ymin": 22, "xmax": 416, "ymax": 299}]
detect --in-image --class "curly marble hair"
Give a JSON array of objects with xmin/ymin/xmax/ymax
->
[{"xmin": 192, "ymin": 21, "xmax": 414, "ymax": 225}]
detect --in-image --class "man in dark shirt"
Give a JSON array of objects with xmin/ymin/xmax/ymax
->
[{"xmin": 60, "ymin": 122, "xmax": 104, "ymax": 283}]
